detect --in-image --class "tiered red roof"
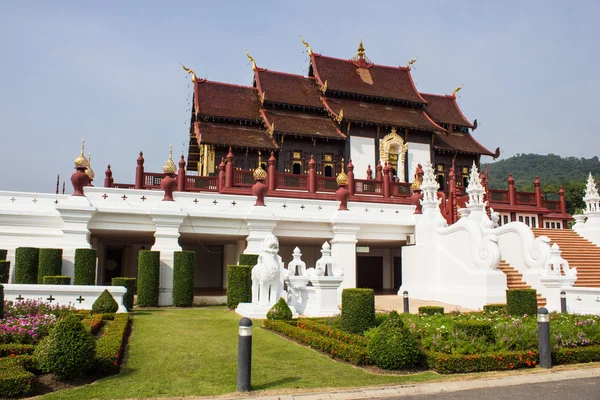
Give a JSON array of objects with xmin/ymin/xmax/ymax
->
[
  {"xmin": 310, "ymin": 54, "xmax": 426, "ymax": 104},
  {"xmin": 194, "ymin": 80, "xmax": 261, "ymax": 121},
  {"xmin": 422, "ymin": 93, "xmax": 474, "ymax": 128},
  {"xmin": 433, "ymin": 132, "xmax": 493, "ymax": 156},
  {"xmin": 254, "ymin": 70, "xmax": 323, "ymax": 108},
  {"xmin": 260, "ymin": 110, "xmax": 346, "ymax": 140},
  {"xmin": 194, "ymin": 122, "xmax": 278, "ymax": 150}
]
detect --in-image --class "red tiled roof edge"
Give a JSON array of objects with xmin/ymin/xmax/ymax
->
[{"xmin": 422, "ymin": 92, "xmax": 475, "ymax": 128}]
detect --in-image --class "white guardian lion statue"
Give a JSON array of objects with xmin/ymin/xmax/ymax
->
[{"xmin": 251, "ymin": 233, "xmax": 285, "ymax": 306}]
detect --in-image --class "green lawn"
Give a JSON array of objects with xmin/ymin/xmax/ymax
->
[{"xmin": 42, "ymin": 308, "xmax": 441, "ymax": 399}]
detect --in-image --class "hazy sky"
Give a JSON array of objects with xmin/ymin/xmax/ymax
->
[{"xmin": 1, "ymin": 1, "xmax": 599, "ymax": 193}]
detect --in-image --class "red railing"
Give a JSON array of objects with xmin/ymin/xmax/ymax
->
[
  {"xmin": 316, "ymin": 176, "xmax": 338, "ymax": 192},
  {"xmin": 233, "ymin": 170, "xmax": 254, "ymax": 187},
  {"xmin": 144, "ymin": 173, "xmax": 164, "ymax": 189},
  {"xmin": 543, "ymin": 200, "xmax": 560, "ymax": 211},
  {"xmin": 276, "ymin": 173, "xmax": 308, "ymax": 190},
  {"xmin": 186, "ymin": 176, "xmax": 217, "ymax": 192},
  {"xmin": 354, "ymin": 179, "xmax": 382, "ymax": 194},
  {"xmin": 391, "ymin": 182, "xmax": 412, "ymax": 197},
  {"xmin": 489, "ymin": 190, "xmax": 509, "ymax": 204}
]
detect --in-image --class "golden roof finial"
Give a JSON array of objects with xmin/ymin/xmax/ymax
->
[
  {"xmin": 357, "ymin": 38, "xmax": 365, "ymax": 59},
  {"xmin": 181, "ymin": 63, "xmax": 197, "ymax": 83},
  {"xmin": 407, "ymin": 57, "xmax": 418, "ymax": 70},
  {"xmin": 85, "ymin": 152, "xmax": 95, "ymax": 179},
  {"xmin": 253, "ymin": 151, "xmax": 267, "ymax": 181},
  {"xmin": 335, "ymin": 109, "xmax": 344, "ymax": 124},
  {"xmin": 321, "ymin": 80, "xmax": 328, "ymax": 94},
  {"xmin": 162, "ymin": 144, "xmax": 177, "ymax": 174},
  {"xmin": 300, "ymin": 36, "xmax": 313, "ymax": 56},
  {"xmin": 391, "ymin": 127, "xmax": 397, "ymax": 135},
  {"xmin": 245, "ymin": 49, "xmax": 257, "ymax": 71},
  {"xmin": 452, "ymin": 83, "xmax": 463, "ymax": 97},
  {"xmin": 74, "ymin": 138, "xmax": 89, "ymax": 168},
  {"xmin": 336, "ymin": 157, "xmax": 349, "ymax": 186}
]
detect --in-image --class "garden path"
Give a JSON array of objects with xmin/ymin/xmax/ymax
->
[{"xmin": 375, "ymin": 295, "xmax": 476, "ymax": 314}]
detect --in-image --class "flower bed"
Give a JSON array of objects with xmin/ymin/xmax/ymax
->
[{"xmin": 0, "ymin": 357, "xmax": 35, "ymax": 398}]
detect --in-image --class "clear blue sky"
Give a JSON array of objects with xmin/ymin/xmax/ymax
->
[{"xmin": 1, "ymin": 1, "xmax": 598, "ymax": 192}]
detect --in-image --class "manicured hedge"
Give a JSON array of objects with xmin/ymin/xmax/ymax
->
[
  {"xmin": 340, "ymin": 288, "xmax": 375, "ymax": 334},
  {"xmin": 43, "ymin": 276, "xmax": 71, "ymax": 285},
  {"xmin": 92, "ymin": 289, "xmax": 119, "ymax": 313},
  {"xmin": 0, "ymin": 261, "xmax": 9, "ymax": 283},
  {"xmin": 264, "ymin": 319, "xmax": 370, "ymax": 365},
  {"xmin": 38, "ymin": 248, "xmax": 63, "ymax": 284},
  {"xmin": 112, "ymin": 277, "xmax": 136, "ymax": 311},
  {"xmin": 506, "ymin": 289, "xmax": 537, "ymax": 316},
  {"xmin": 74, "ymin": 248, "xmax": 97, "ymax": 285},
  {"xmin": 0, "ymin": 358, "xmax": 34, "ymax": 398},
  {"xmin": 238, "ymin": 254, "xmax": 258, "ymax": 266},
  {"xmin": 0, "ymin": 284, "xmax": 3, "ymax": 319},
  {"xmin": 137, "ymin": 250, "xmax": 160, "ymax": 307},
  {"xmin": 425, "ymin": 350, "xmax": 538, "ymax": 373},
  {"xmin": 454, "ymin": 320, "xmax": 495, "ymax": 343},
  {"xmin": 80, "ymin": 314, "xmax": 104, "ymax": 335},
  {"xmin": 15, "ymin": 247, "xmax": 39, "ymax": 284},
  {"xmin": 552, "ymin": 345, "xmax": 600, "ymax": 365},
  {"xmin": 94, "ymin": 313, "xmax": 130, "ymax": 373},
  {"xmin": 0, "ymin": 249, "xmax": 6, "ymax": 261},
  {"xmin": 0, "ymin": 344, "xmax": 35, "ymax": 357},
  {"xmin": 173, "ymin": 251, "xmax": 195, "ymax": 307},
  {"xmin": 226, "ymin": 265, "xmax": 252, "ymax": 309},
  {"xmin": 368, "ymin": 311, "xmax": 420, "ymax": 370},
  {"xmin": 267, "ymin": 298, "xmax": 293, "ymax": 320},
  {"xmin": 296, "ymin": 319, "xmax": 369, "ymax": 347},
  {"xmin": 483, "ymin": 303, "xmax": 507, "ymax": 314},
  {"xmin": 418, "ymin": 306, "xmax": 444, "ymax": 316}
]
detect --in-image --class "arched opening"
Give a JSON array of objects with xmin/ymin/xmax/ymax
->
[
  {"xmin": 324, "ymin": 165, "xmax": 333, "ymax": 177},
  {"xmin": 463, "ymin": 176, "xmax": 469, "ymax": 187},
  {"xmin": 293, "ymin": 162, "xmax": 302, "ymax": 175},
  {"xmin": 437, "ymin": 174, "xmax": 446, "ymax": 191}
]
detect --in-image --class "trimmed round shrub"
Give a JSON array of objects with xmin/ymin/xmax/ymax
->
[
  {"xmin": 367, "ymin": 311, "xmax": 419, "ymax": 370},
  {"xmin": 238, "ymin": 254, "xmax": 258, "ymax": 266},
  {"xmin": 506, "ymin": 289, "xmax": 537, "ymax": 316},
  {"xmin": 173, "ymin": 251, "xmax": 195, "ymax": 307},
  {"xmin": 418, "ymin": 306, "xmax": 444, "ymax": 316},
  {"xmin": 483, "ymin": 303, "xmax": 507, "ymax": 314},
  {"xmin": 43, "ymin": 276, "xmax": 71, "ymax": 285},
  {"xmin": 0, "ymin": 261, "xmax": 9, "ymax": 284},
  {"xmin": 74, "ymin": 248, "xmax": 97, "ymax": 285},
  {"xmin": 38, "ymin": 248, "xmax": 63, "ymax": 284},
  {"xmin": 0, "ymin": 249, "xmax": 6, "ymax": 261},
  {"xmin": 15, "ymin": 247, "xmax": 39, "ymax": 284},
  {"xmin": 112, "ymin": 277, "xmax": 136, "ymax": 311},
  {"xmin": 0, "ymin": 285, "xmax": 4, "ymax": 319},
  {"xmin": 226, "ymin": 265, "xmax": 252, "ymax": 309},
  {"xmin": 92, "ymin": 289, "xmax": 119, "ymax": 313},
  {"xmin": 341, "ymin": 288, "xmax": 375, "ymax": 334},
  {"xmin": 266, "ymin": 298, "xmax": 293, "ymax": 320},
  {"xmin": 34, "ymin": 314, "xmax": 96, "ymax": 379},
  {"xmin": 137, "ymin": 250, "xmax": 160, "ymax": 307}
]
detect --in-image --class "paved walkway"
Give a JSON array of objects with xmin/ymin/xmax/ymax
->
[{"xmin": 375, "ymin": 295, "xmax": 475, "ymax": 314}]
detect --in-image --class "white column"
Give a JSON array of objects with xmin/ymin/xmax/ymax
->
[
  {"xmin": 222, "ymin": 243, "xmax": 238, "ymax": 288},
  {"xmin": 56, "ymin": 196, "xmax": 96, "ymax": 280},
  {"xmin": 244, "ymin": 217, "xmax": 279, "ymax": 255},
  {"xmin": 150, "ymin": 205, "xmax": 185, "ymax": 306},
  {"xmin": 382, "ymin": 249, "xmax": 392, "ymax": 289},
  {"xmin": 330, "ymin": 214, "xmax": 360, "ymax": 292}
]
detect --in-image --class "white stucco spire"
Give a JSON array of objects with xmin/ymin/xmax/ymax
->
[
  {"xmin": 466, "ymin": 161, "xmax": 485, "ymax": 206},
  {"xmin": 584, "ymin": 172, "xmax": 600, "ymax": 213},
  {"xmin": 420, "ymin": 162, "xmax": 439, "ymax": 203}
]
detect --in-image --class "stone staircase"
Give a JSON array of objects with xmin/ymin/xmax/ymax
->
[
  {"xmin": 497, "ymin": 261, "xmax": 546, "ymax": 307},
  {"xmin": 532, "ymin": 228, "xmax": 600, "ymax": 288}
]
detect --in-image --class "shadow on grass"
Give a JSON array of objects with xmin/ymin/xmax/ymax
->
[{"xmin": 252, "ymin": 376, "xmax": 302, "ymax": 390}]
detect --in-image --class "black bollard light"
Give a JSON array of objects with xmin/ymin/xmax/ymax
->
[
  {"xmin": 237, "ymin": 317, "xmax": 253, "ymax": 392},
  {"xmin": 537, "ymin": 307, "xmax": 551, "ymax": 369},
  {"xmin": 560, "ymin": 291, "xmax": 567, "ymax": 314},
  {"xmin": 403, "ymin": 291, "xmax": 409, "ymax": 314}
]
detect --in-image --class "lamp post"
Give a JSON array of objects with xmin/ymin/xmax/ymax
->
[
  {"xmin": 538, "ymin": 307, "xmax": 551, "ymax": 369},
  {"xmin": 238, "ymin": 317, "xmax": 253, "ymax": 392},
  {"xmin": 403, "ymin": 291, "xmax": 409, "ymax": 314}
]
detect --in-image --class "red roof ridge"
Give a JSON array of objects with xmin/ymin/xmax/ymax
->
[
  {"xmin": 466, "ymin": 133, "xmax": 493, "ymax": 156},
  {"xmin": 196, "ymin": 79, "xmax": 255, "ymax": 90},
  {"xmin": 258, "ymin": 69, "xmax": 317, "ymax": 80},
  {"xmin": 422, "ymin": 111, "xmax": 446, "ymax": 132},
  {"xmin": 309, "ymin": 53, "xmax": 326, "ymax": 87},
  {"xmin": 421, "ymin": 92, "xmax": 453, "ymax": 98},
  {"xmin": 406, "ymin": 69, "xmax": 428, "ymax": 104},
  {"xmin": 449, "ymin": 96, "xmax": 474, "ymax": 128}
]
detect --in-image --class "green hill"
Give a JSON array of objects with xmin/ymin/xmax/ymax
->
[{"xmin": 484, "ymin": 154, "xmax": 600, "ymax": 215}]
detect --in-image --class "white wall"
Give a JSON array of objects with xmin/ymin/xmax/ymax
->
[
  {"xmin": 350, "ymin": 136, "xmax": 375, "ymax": 180},
  {"xmin": 407, "ymin": 142, "xmax": 431, "ymax": 182}
]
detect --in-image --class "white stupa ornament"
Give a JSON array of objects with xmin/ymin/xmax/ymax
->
[
  {"xmin": 466, "ymin": 161, "xmax": 485, "ymax": 206},
  {"xmin": 584, "ymin": 173, "xmax": 600, "ymax": 213},
  {"xmin": 420, "ymin": 162, "xmax": 439, "ymax": 203},
  {"xmin": 287, "ymin": 246, "xmax": 306, "ymax": 277}
]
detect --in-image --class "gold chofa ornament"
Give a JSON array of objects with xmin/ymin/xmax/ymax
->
[
  {"xmin": 336, "ymin": 109, "xmax": 344, "ymax": 124},
  {"xmin": 253, "ymin": 151, "xmax": 267, "ymax": 180},
  {"xmin": 74, "ymin": 139, "xmax": 89, "ymax": 168},
  {"xmin": 452, "ymin": 84, "xmax": 463, "ymax": 97},
  {"xmin": 181, "ymin": 64, "xmax": 198, "ymax": 83},
  {"xmin": 300, "ymin": 36, "xmax": 313, "ymax": 55},
  {"xmin": 245, "ymin": 49, "xmax": 257, "ymax": 71},
  {"xmin": 162, "ymin": 145, "xmax": 177, "ymax": 174},
  {"xmin": 336, "ymin": 158, "xmax": 349, "ymax": 186}
]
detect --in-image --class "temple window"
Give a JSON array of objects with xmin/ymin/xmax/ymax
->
[
  {"xmin": 518, "ymin": 216, "xmax": 524, "ymax": 222},
  {"xmin": 532, "ymin": 217, "xmax": 537, "ymax": 228},
  {"xmin": 503, "ymin": 215, "xmax": 509, "ymax": 225},
  {"xmin": 525, "ymin": 216, "xmax": 530, "ymax": 226},
  {"xmin": 437, "ymin": 174, "xmax": 445, "ymax": 191},
  {"xmin": 323, "ymin": 153, "xmax": 334, "ymax": 177}
]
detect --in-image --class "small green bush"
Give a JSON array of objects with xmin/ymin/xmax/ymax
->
[
  {"xmin": 34, "ymin": 314, "xmax": 96, "ymax": 379},
  {"xmin": 43, "ymin": 276, "xmax": 71, "ymax": 285},
  {"xmin": 418, "ymin": 306, "xmax": 444, "ymax": 316},
  {"xmin": 425, "ymin": 350, "xmax": 538, "ymax": 373},
  {"xmin": 483, "ymin": 303, "xmax": 507, "ymax": 314},
  {"xmin": 15, "ymin": 247, "xmax": 39, "ymax": 284},
  {"xmin": 74, "ymin": 248, "xmax": 97, "ymax": 285},
  {"xmin": 238, "ymin": 254, "xmax": 258, "ymax": 266},
  {"xmin": 0, "ymin": 249, "xmax": 6, "ymax": 260},
  {"xmin": 38, "ymin": 248, "xmax": 63, "ymax": 284},
  {"xmin": 296, "ymin": 319, "xmax": 369, "ymax": 347},
  {"xmin": 0, "ymin": 285, "xmax": 3, "ymax": 319},
  {"xmin": 173, "ymin": 251, "xmax": 195, "ymax": 307},
  {"xmin": 0, "ymin": 358, "xmax": 34, "ymax": 398},
  {"xmin": 112, "ymin": 277, "xmax": 136, "ymax": 311},
  {"xmin": 340, "ymin": 288, "xmax": 375, "ymax": 334},
  {"xmin": 94, "ymin": 313, "xmax": 130, "ymax": 372},
  {"xmin": 454, "ymin": 320, "xmax": 495, "ymax": 343},
  {"xmin": 92, "ymin": 289, "xmax": 119, "ymax": 313},
  {"xmin": 267, "ymin": 298, "xmax": 293, "ymax": 320},
  {"xmin": 506, "ymin": 289, "xmax": 538, "ymax": 316},
  {"xmin": 0, "ymin": 261, "xmax": 9, "ymax": 283},
  {"xmin": 552, "ymin": 344, "xmax": 600, "ymax": 365},
  {"xmin": 137, "ymin": 250, "xmax": 160, "ymax": 307},
  {"xmin": 367, "ymin": 311, "xmax": 419, "ymax": 370},
  {"xmin": 226, "ymin": 265, "xmax": 252, "ymax": 309}
]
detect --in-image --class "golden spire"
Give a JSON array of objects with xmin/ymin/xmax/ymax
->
[
  {"xmin": 300, "ymin": 36, "xmax": 313, "ymax": 55},
  {"xmin": 74, "ymin": 138, "xmax": 89, "ymax": 168},
  {"xmin": 357, "ymin": 38, "xmax": 365, "ymax": 59},
  {"xmin": 253, "ymin": 151, "xmax": 267, "ymax": 180},
  {"xmin": 181, "ymin": 63, "xmax": 197, "ymax": 83},
  {"xmin": 162, "ymin": 144, "xmax": 177, "ymax": 174},
  {"xmin": 85, "ymin": 152, "xmax": 95, "ymax": 179},
  {"xmin": 321, "ymin": 80, "xmax": 328, "ymax": 94},
  {"xmin": 335, "ymin": 109, "xmax": 344, "ymax": 124},
  {"xmin": 245, "ymin": 49, "xmax": 257, "ymax": 71},
  {"xmin": 452, "ymin": 83, "xmax": 463, "ymax": 97},
  {"xmin": 336, "ymin": 157, "xmax": 349, "ymax": 185},
  {"xmin": 407, "ymin": 57, "xmax": 418, "ymax": 70}
]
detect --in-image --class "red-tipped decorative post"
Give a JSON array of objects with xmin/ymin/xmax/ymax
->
[
  {"xmin": 376, "ymin": 161, "xmax": 383, "ymax": 181},
  {"xmin": 251, "ymin": 152, "xmax": 268, "ymax": 206},
  {"xmin": 225, "ymin": 147, "xmax": 234, "ymax": 188},
  {"xmin": 534, "ymin": 176, "xmax": 543, "ymax": 207},
  {"xmin": 177, "ymin": 155, "xmax": 186, "ymax": 192},
  {"xmin": 347, "ymin": 159, "xmax": 355, "ymax": 196},
  {"xmin": 268, "ymin": 151, "xmax": 277, "ymax": 191},
  {"xmin": 217, "ymin": 158, "xmax": 225, "ymax": 193},
  {"xmin": 135, "ymin": 151, "xmax": 145, "ymax": 190},
  {"xmin": 383, "ymin": 162, "xmax": 391, "ymax": 198},
  {"xmin": 508, "ymin": 173, "xmax": 516, "ymax": 206},
  {"xmin": 335, "ymin": 158, "xmax": 350, "ymax": 211},
  {"xmin": 104, "ymin": 165, "xmax": 113, "ymax": 188},
  {"xmin": 160, "ymin": 145, "xmax": 177, "ymax": 201},
  {"xmin": 308, "ymin": 155, "xmax": 316, "ymax": 193},
  {"xmin": 559, "ymin": 186, "xmax": 567, "ymax": 215},
  {"xmin": 366, "ymin": 164, "xmax": 373, "ymax": 180},
  {"xmin": 71, "ymin": 139, "xmax": 91, "ymax": 196}
]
